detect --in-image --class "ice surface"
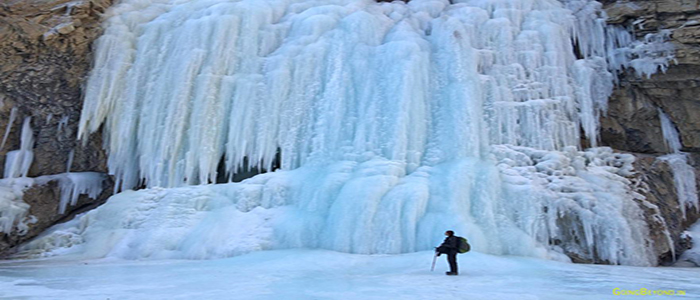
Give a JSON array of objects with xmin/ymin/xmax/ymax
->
[{"xmin": 1, "ymin": 249, "xmax": 700, "ymax": 300}]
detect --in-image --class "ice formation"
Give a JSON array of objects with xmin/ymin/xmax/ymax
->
[
  {"xmin": 676, "ymin": 220, "xmax": 700, "ymax": 267},
  {"xmin": 0, "ymin": 173, "xmax": 107, "ymax": 235},
  {"xmin": 659, "ymin": 108, "xmax": 682, "ymax": 154},
  {"xmin": 23, "ymin": 0, "xmax": 672, "ymax": 265},
  {"xmin": 0, "ymin": 178, "xmax": 35, "ymax": 235},
  {"xmin": 20, "ymin": 147, "xmax": 652, "ymax": 265},
  {"xmin": 657, "ymin": 109, "xmax": 699, "ymax": 220},
  {"xmin": 0, "ymin": 107, "xmax": 17, "ymax": 150},
  {"xmin": 661, "ymin": 154, "xmax": 700, "ymax": 220},
  {"xmin": 79, "ymin": 0, "xmax": 661, "ymax": 189},
  {"xmin": 3, "ymin": 117, "xmax": 35, "ymax": 179}
]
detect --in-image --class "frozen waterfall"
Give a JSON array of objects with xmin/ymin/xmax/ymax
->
[
  {"xmin": 78, "ymin": 0, "xmax": 644, "ymax": 189},
  {"xmin": 23, "ymin": 0, "xmax": 674, "ymax": 265}
]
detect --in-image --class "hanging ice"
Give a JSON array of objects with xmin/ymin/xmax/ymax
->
[
  {"xmin": 0, "ymin": 172, "xmax": 107, "ymax": 235},
  {"xmin": 4, "ymin": 117, "xmax": 34, "ymax": 179},
  {"xmin": 36, "ymin": 0, "xmax": 674, "ymax": 265},
  {"xmin": 79, "ymin": 0, "xmax": 647, "ymax": 189},
  {"xmin": 659, "ymin": 108, "xmax": 682, "ymax": 154},
  {"xmin": 657, "ymin": 109, "xmax": 699, "ymax": 220}
]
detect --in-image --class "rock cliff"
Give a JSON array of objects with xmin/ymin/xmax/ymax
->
[
  {"xmin": 600, "ymin": 0, "xmax": 700, "ymax": 265},
  {"xmin": 0, "ymin": 0, "xmax": 113, "ymax": 255}
]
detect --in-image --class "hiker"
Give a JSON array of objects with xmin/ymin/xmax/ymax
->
[{"xmin": 436, "ymin": 230, "xmax": 459, "ymax": 275}]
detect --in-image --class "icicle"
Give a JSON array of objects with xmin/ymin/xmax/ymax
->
[
  {"xmin": 57, "ymin": 115, "xmax": 69, "ymax": 135},
  {"xmin": 55, "ymin": 172, "xmax": 106, "ymax": 214},
  {"xmin": 659, "ymin": 108, "xmax": 682, "ymax": 153},
  {"xmin": 66, "ymin": 149, "xmax": 75, "ymax": 173},
  {"xmin": 78, "ymin": 0, "xmax": 671, "ymax": 189},
  {"xmin": 0, "ymin": 172, "xmax": 107, "ymax": 234},
  {"xmin": 658, "ymin": 154, "xmax": 699, "ymax": 220},
  {"xmin": 657, "ymin": 108, "xmax": 698, "ymax": 220},
  {"xmin": 1, "ymin": 107, "xmax": 18, "ymax": 150},
  {"xmin": 4, "ymin": 117, "xmax": 35, "ymax": 178}
]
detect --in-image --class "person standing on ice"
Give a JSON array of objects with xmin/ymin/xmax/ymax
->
[{"xmin": 436, "ymin": 230, "xmax": 459, "ymax": 275}]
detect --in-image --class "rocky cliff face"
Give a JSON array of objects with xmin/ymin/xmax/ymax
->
[
  {"xmin": 0, "ymin": 0, "xmax": 113, "ymax": 255},
  {"xmin": 601, "ymin": 0, "xmax": 700, "ymax": 265}
]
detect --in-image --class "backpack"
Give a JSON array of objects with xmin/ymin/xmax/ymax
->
[{"xmin": 457, "ymin": 236, "xmax": 470, "ymax": 254}]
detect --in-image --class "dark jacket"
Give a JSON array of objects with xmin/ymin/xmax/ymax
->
[{"xmin": 437, "ymin": 235, "xmax": 459, "ymax": 254}]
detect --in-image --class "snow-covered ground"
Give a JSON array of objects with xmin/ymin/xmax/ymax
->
[{"xmin": 1, "ymin": 250, "xmax": 698, "ymax": 299}]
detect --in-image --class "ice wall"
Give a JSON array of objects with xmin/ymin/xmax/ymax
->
[
  {"xmin": 79, "ymin": 0, "xmax": 646, "ymax": 189},
  {"xmin": 50, "ymin": 0, "xmax": 673, "ymax": 265}
]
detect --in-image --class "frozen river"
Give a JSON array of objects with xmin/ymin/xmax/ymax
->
[{"xmin": 1, "ymin": 250, "xmax": 698, "ymax": 299}]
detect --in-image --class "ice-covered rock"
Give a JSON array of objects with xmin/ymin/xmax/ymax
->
[{"xmin": 0, "ymin": 172, "xmax": 106, "ymax": 236}]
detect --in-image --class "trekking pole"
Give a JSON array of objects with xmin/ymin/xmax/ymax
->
[{"xmin": 430, "ymin": 251, "xmax": 438, "ymax": 271}]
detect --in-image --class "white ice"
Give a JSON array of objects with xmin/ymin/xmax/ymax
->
[
  {"xmin": 658, "ymin": 154, "xmax": 700, "ymax": 221},
  {"xmin": 0, "ymin": 172, "xmax": 107, "ymax": 235},
  {"xmin": 78, "ymin": 0, "xmax": 669, "ymax": 190},
  {"xmin": 4, "ymin": 117, "xmax": 35, "ymax": 179},
  {"xmin": 659, "ymin": 108, "xmax": 682, "ymax": 154},
  {"xmin": 46, "ymin": 0, "xmax": 679, "ymax": 266},
  {"xmin": 0, "ymin": 178, "xmax": 35, "ymax": 235},
  {"xmin": 677, "ymin": 220, "xmax": 700, "ymax": 267},
  {"xmin": 1, "ymin": 249, "xmax": 699, "ymax": 300},
  {"xmin": 19, "ymin": 147, "xmax": 655, "ymax": 265},
  {"xmin": 657, "ymin": 108, "xmax": 699, "ymax": 221}
]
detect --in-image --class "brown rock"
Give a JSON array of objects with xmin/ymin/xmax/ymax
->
[
  {"xmin": 0, "ymin": 0, "xmax": 114, "ymax": 254},
  {"xmin": 603, "ymin": 0, "xmax": 700, "ymax": 265},
  {"xmin": 632, "ymin": 154, "xmax": 700, "ymax": 264}
]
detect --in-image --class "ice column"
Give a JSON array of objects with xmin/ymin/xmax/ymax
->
[{"xmin": 4, "ymin": 117, "xmax": 35, "ymax": 179}]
